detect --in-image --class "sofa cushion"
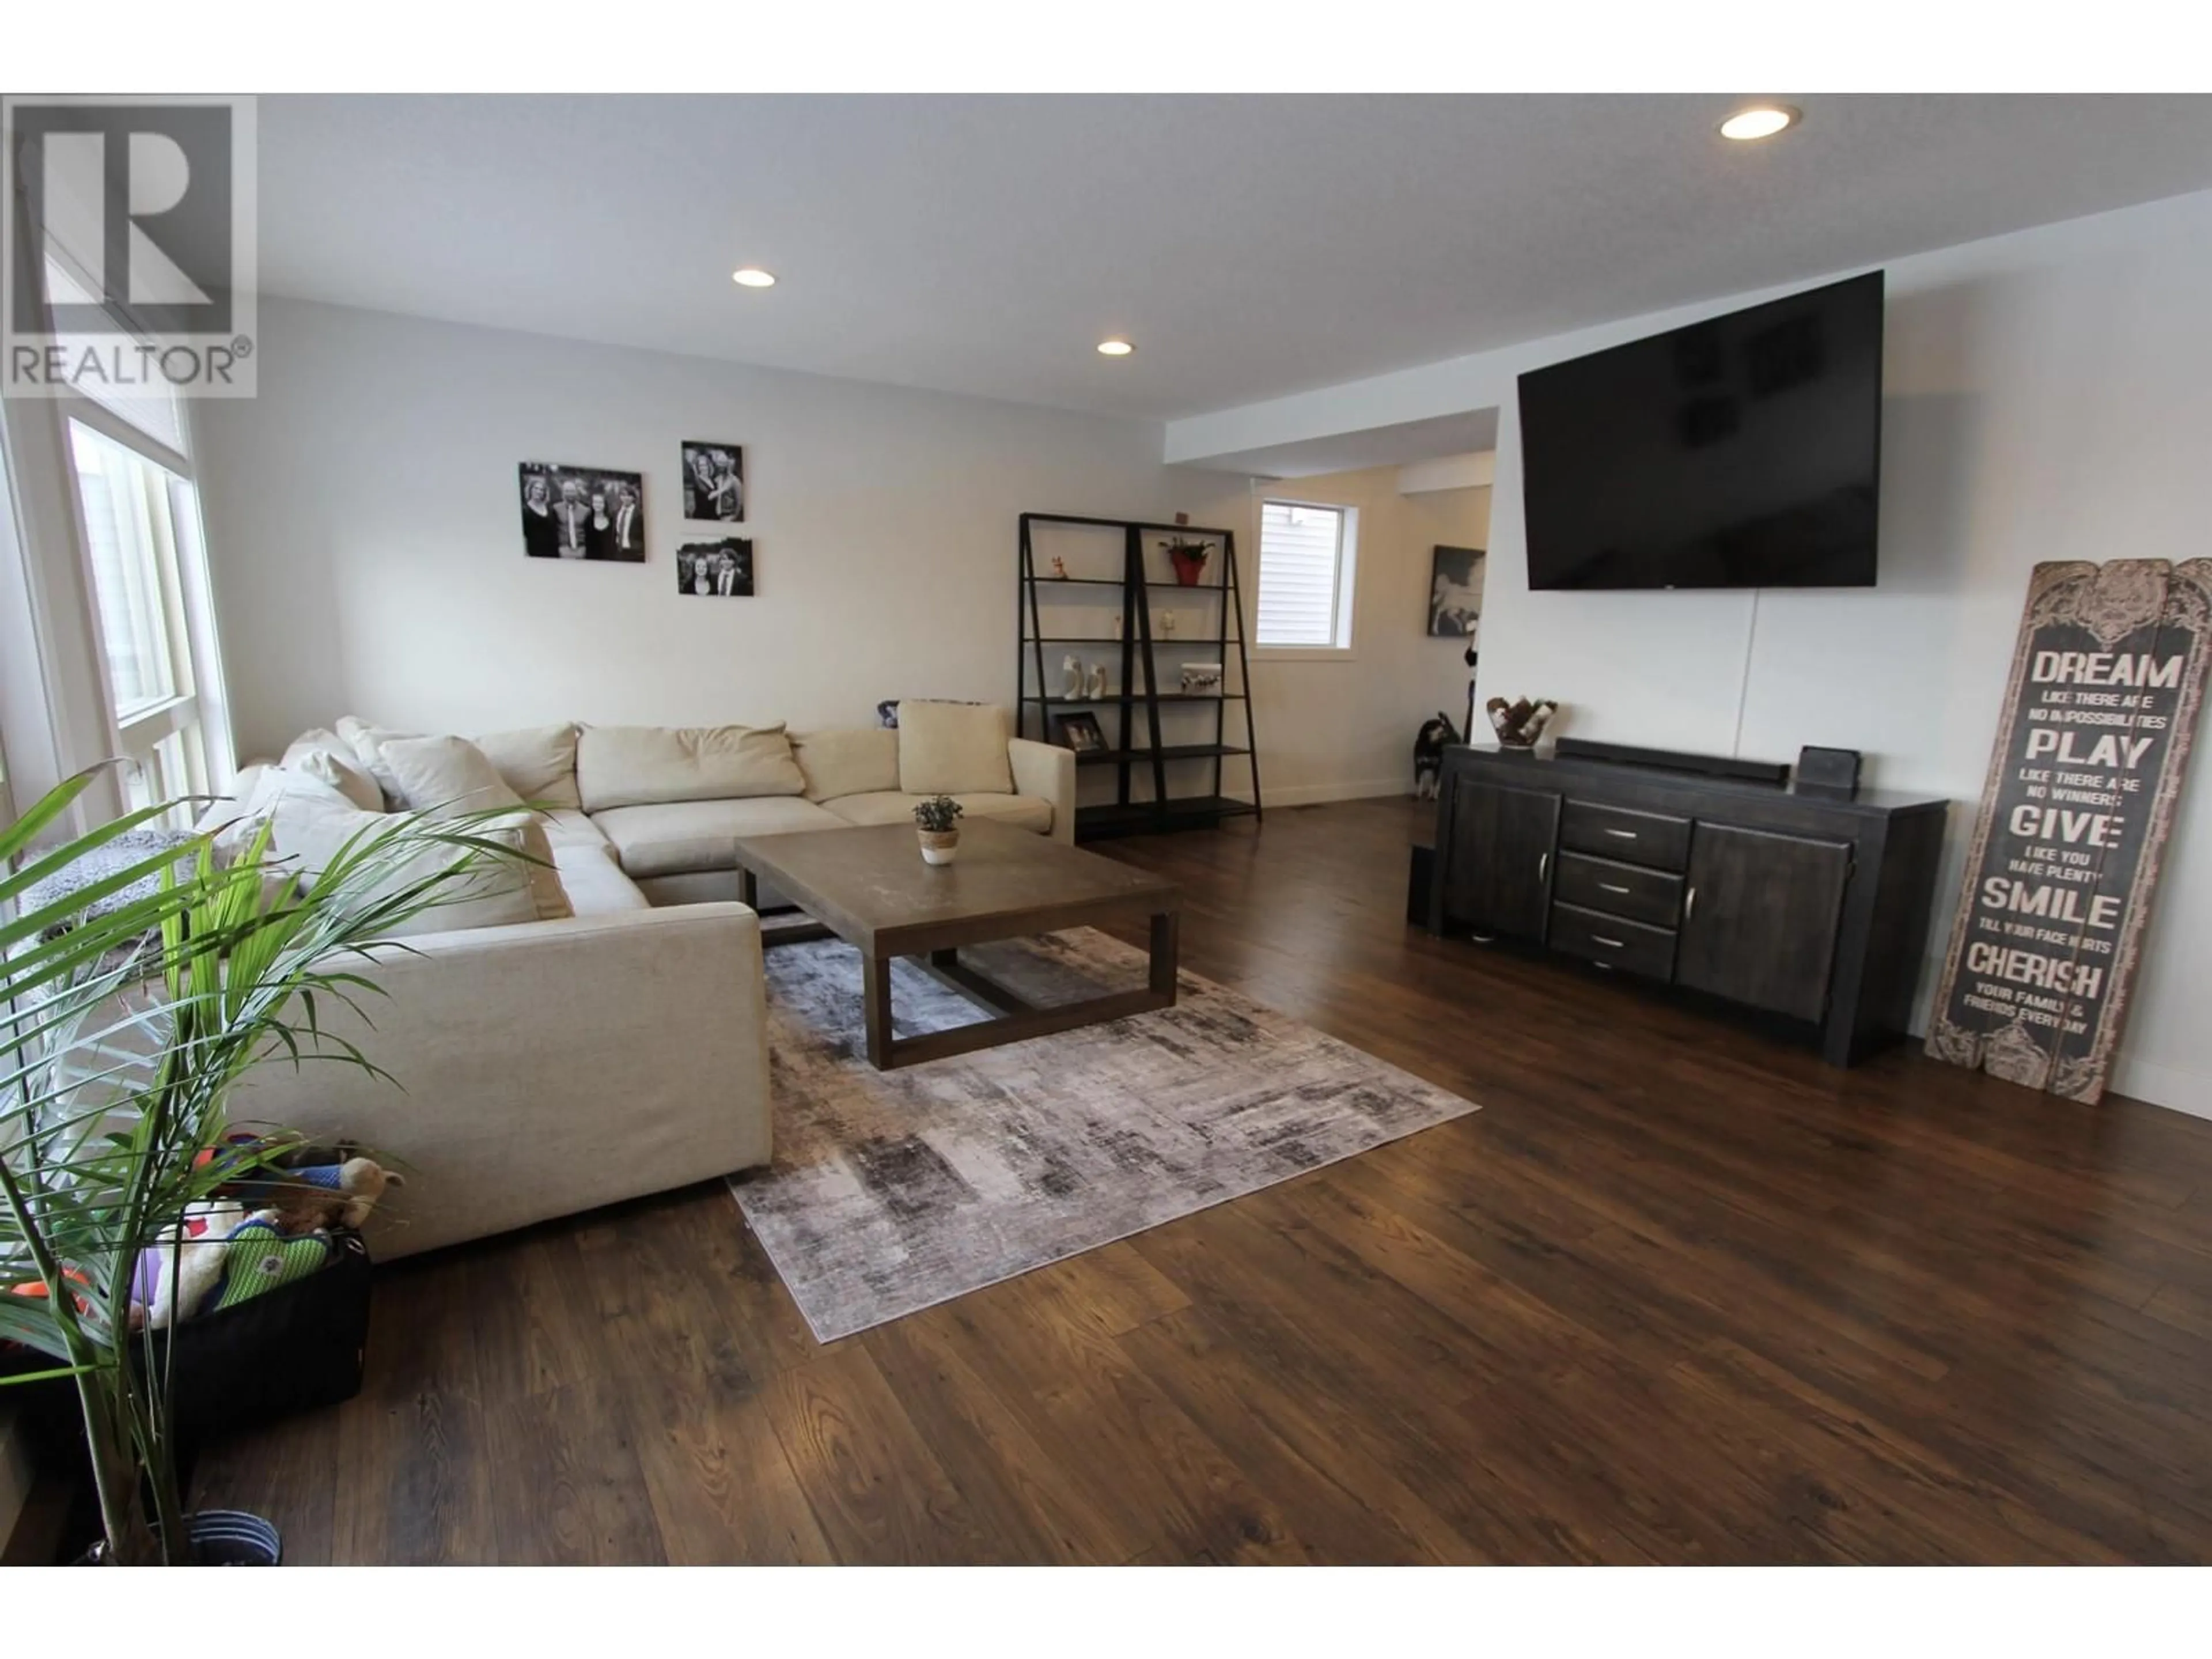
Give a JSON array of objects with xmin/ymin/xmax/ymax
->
[
  {"xmin": 791, "ymin": 727, "xmax": 900, "ymax": 802},
  {"xmin": 265, "ymin": 773, "xmax": 570, "ymax": 934},
  {"xmin": 897, "ymin": 700, "xmax": 1013, "ymax": 796},
  {"xmin": 281, "ymin": 730, "xmax": 384, "ymax": 812},
  {"xmin": 820, "ymin": 791, "xmax": 1054, "ymax": 836},
  {"xmin": 592, "ymin": 795, "xmax": 846, "ymax": 878},
  {"xmin": 334, "ymin": 715, "xmax": 420, "ymax": 808},
  {"xmin": 577, "ymin": 724, "xmax": 807, "ymax": 812},
  {"xmin": 474, "ymin": 723, "xmax": 583, "ymax": 811},
  {"xmin": 380, "ymin": 734, "xmax": 528, "ymax": 819},
  {"xmin": 551, "ymin": 842, "xmax": 650, "ymax": 915},
  {"xmin": 538, "ymin": 808, "xmax": 610, "ymax": 851},
  {"xmin": 196, "ymin": 762, "xmax": 346, "ymax": 861}
]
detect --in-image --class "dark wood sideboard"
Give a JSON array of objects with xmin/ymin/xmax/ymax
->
[{"xmin": 1427, "ymin": 746, "xmax": 1952, "ymax": 1066}]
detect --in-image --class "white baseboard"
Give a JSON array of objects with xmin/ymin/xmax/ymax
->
[
  {"xmin": 1257, "ymin": 779, "xmax": 1415, "ymax": 809},
  {"xmin": 2109, "ymin": 1055, "xmax": 2212, "ymax": 1121}
]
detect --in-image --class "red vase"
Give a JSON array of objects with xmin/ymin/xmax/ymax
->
[{"xmin": 1169, "ymin": 547, "xmax": 1210, "ymax": 586}]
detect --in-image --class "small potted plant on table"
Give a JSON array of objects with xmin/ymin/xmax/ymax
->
[{"xmin": 913, "ymin": 794, "xmax": 964, "ymax": 865}]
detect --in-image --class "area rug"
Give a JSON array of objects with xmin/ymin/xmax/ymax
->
[{"xmin": 728, "ymin": 927, "xmax": 1477, "ymax": 1341}]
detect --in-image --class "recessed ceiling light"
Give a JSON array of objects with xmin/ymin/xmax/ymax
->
[
  {"xmin": 1097, "ymin": 338, "xmax": 1135, "ymax": 357},
  {"xmin": 1719, "ymin": 105, "xmax": 1798, "ymax": 142},
  {"xmin": 731, "ymin": 267, "xmax": 777, "ymax": 288}
]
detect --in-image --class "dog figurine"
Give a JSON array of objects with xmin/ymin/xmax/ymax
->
[{"xmin": 1414, "ymin": 711, "xmax": 1462, "ymax": 799}]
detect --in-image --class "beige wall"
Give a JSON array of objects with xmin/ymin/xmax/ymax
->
[{"xmin": 1178, "ymin": 466, "xmax": 1491, "ymax": 806}]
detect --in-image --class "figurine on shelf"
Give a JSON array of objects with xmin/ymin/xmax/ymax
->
[
  {"xmin": 1157, "ymin": 609, "xmax": 1179, "ymax": 639},
  {"xmin": 1084, "ymin": 661, "xmax": 1108, "ymax": 700},
  {"xmin": 1062, "ymin": 654, "xmax": 1084, "ymax": 698},
  {"xmin": 1050, "ymin": 556, "xmax": 1069, "ymax": 579}
]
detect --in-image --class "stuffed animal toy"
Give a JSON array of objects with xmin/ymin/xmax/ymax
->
[
  {"xmin": 124, "ymin": 1157, "xmax": 397, "ymax": 1329},
  {"xmin": 198, "ymin": 1136, "xmax": 401, "ymax": 1232},
  {"xmin": 210, "ymin": 1216, "xmax": 338, "ymax": 1312},
  {"xmin": 1413, "ymin": 711, "xmax": 1462, "ymax": 800},
  {"xmin": 134, "ymin": 1200, "xmax": 248, "ymax": 1330},
  {"xmin": 262, "ymin": 1156, "xmax": 401, "ymax": 1234}
]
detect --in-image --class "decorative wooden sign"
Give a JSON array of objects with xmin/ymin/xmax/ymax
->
[{"xmin": 1927, "ymin": 559, "xmax": 2211, "ymax": 1103}]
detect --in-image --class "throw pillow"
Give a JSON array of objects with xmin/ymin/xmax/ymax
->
[
  {"xmin": 296, "ymin": 747, "xmax": 384, "ymax": 813},
  {"xmin": 897, "ymin": 700, "xmax": 1013, "ymax": 796},
  {"xmin": 197, "ymin": 763, "xmax": 364, "ymax": 863},
  {"xmin": 575, "ymin": 724, "xmax": 808, "ymax": 812},
  {"xmin": 378, "ymin": 734, "xmax": 528, "ymax": 820},
  {"xmin": 472, "ymin": 723, "xmax": 582, "ymax": 810},
  {"xmin": 791, "ymin": 728, "xmax": 901, "ymax": 802},
  {"xmin": 266, "ymin": 774, "xmax": 558, "ymax": 935},
  {"xmin": 334, "ymin": 715, "xmax": 421, "ymax": 808},
  {"xmin": 281, "ymin": 732, "xmax": 384, "ymax": 813}
]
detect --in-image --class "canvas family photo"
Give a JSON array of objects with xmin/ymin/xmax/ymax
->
[
  {"xmin": 518, "ymin": 462, "xmax": 646, "ymax": 561},
  {"xmin": 681, "ymin": 441, "xmax": 745, "ymax": 521},
  {"xmin": 678, "ymin": 538, "xmax": 754, "ymax": 597},
  {"xmin": 1428, "ymin": 544, "xmax": 1486, "ymax": 637}
]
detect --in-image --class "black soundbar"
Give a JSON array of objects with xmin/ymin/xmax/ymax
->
[{"xmin": 1552, "ymin": 736, "xmax": 1790, "ymax": 785}]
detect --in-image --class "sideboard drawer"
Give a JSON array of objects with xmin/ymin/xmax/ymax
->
[
  {"xmin": 1558, "ymin": 800, "xmax": 1692, "ymax": 871},
  {"xmin": 1553, "ymin": 851, "xmax": 1683, "ymax": 929},
  {"xmin": 1550, "ymin": 902, "xmax": 1677, "ymax": 981}
]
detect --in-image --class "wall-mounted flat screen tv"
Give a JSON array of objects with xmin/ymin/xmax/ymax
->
[{"xmin": 1518, "ymin": 271, "xmax": 1884, "ymax": 590}]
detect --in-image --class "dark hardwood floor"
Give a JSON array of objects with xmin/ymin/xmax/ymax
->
[{"xmin": 191, "ymin": 797, "xmax": 2212, "ymax": 1563}]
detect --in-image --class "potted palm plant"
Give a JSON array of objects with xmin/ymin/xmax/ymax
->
[
  {"xmin": 1, "ymin": 767, "xmax": 531, "ymax": 1565},
  {"xmin": 912, "ymin": 794, "xmax": 964, "ymax": 865}
]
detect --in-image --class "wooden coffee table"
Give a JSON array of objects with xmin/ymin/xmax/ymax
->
[{"xmin": 729, "ymin": 819, "xmax": 1180, "ymax": 1070}]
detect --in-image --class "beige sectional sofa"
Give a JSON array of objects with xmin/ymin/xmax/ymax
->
[{"xmin": 222, "ymin": 705, "xmax": 1074, "ymax": 1259}]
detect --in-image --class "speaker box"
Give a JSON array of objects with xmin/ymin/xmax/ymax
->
[{"xmin": 1797, "ymin": 745, "xmax": 1862, "ymax": 793}]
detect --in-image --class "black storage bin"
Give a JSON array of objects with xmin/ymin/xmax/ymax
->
[
  {"xmin": 165, "ymin": 1229, "xmax": 373, "ymax": 1440},
  {"xmin": 2, "ymin": 1229, "xmax": 373, "ymax": 1456}
]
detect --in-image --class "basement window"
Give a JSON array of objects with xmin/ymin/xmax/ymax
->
[{"xmin": 1256, "ymin": 501, "xmax": 1356, "ymax": 652}]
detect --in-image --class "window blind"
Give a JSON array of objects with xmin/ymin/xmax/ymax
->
[{"xmin": 1256, "ymin": 502, "xmax": 1346, "ymax": 647}]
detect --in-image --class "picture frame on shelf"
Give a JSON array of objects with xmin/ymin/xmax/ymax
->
[{"xmin": 1052, "ymin": 712, "xmax": 1108, "ymax": 753}]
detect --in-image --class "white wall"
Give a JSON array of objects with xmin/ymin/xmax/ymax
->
[
  {"xmin": 1174, "ymin": 468, "xmax": 1490, "ymax": 806},
  {"xmin": 195, "ymin": 298, "xmax": 1177, "ymax": 759},
  {"xmin": 1169, "ymin": 188, "xmax": 2212, "ymax": 1119}
]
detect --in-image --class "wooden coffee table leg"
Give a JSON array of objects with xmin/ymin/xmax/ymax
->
[
  {"xmin": 1150, "ymin": 910, "xmax": 1180, "ymax": 1003},
  {"xmin": 862, "ymin": 949, "xmax": 893, "ymax": 1069}
]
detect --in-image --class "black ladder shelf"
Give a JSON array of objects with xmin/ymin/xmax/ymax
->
[{"xmin": 1017, "ymin": 511, "xmax": 1263, "ymax": 842}]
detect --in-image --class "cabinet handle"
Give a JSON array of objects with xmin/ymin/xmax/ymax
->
[
  {"xmin": 1685, "ymin": 885, "xmax": 1698, "ymax": 921},
  {"xmin": 1604, "ymin": 828, "xmax": 1638, "ymax": 840},
  {"xmin": 1599, "ymin": 882, "xmax": 1631, "ymax": 895},
  {"xmin": 1593, "ymin": 935, "xmax": 1626, "ymax": 950},
  {"xmin": 1538, "ymin": 852, "xmax": 1549, "ymax": 882}
]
